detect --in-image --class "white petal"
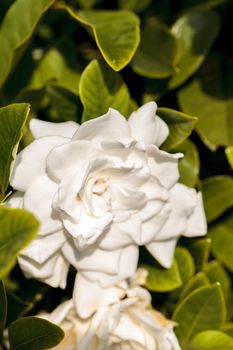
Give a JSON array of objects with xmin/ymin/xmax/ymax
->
[
  {"xmin": 184, "ymin": 192, "xmax": 207, "ymax": 237},
  {"xmin": 18, "ymin": 252, "xmax": 69, "ymax": 288},
  {"xmin": 21, "ymin": 231, "xmax": 66, "ymax": 264},
  {"xmin": 154, "ymin": 183, "xmax": 196, "ymax": 241},
  {"xmin": 24, "ymin": 174, "xmax": 62, "ymax": 235},
  {"xmin": 30, "ymin": 119, "xmax": 79, "ymax": 139},
  {"xmin": 43, "ymin": 299, "xmax": 74, "ymax": 324},
  {"xmin": 146, "ymin": 238, "xmax": 178, "ymax": 268},
  {"xmin": 10, "ymin": 136, "xmax": 68, "ymax": 192},
  {"xmin": 72, "ymin": 108, "xmax": 130, "ymax": 144},
  {"xmin": 73, "ymin": 273, "xmax": 125, "ymax": 318},
  {"xmin": 83, "ymin": 245, "xmax": 139, "ymax": 287},
  {"xmin": 46, "ymin": 140, "xmax": 96, "ymax": 182},
  {"xmin": 128, "ymin": 101, "xmax": 169, "ymax": 146},
  {"xmin": 147, "ymin": 145, "xmax": 182, "ymax": 189}
]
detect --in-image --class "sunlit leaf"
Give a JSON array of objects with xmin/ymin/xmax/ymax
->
[{"xmin": 190, "ymin": 330, "xmax": 233, "ymax": 350}]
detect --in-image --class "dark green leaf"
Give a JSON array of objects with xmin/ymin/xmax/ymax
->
[
  {"xmin": 0, "ymin": 281, "xmax": 7, "ymax": 344},
  {"xmin": 190, "ymin": 238, "xmax": 211, "ymax": 271},
  {"xmin": 175, "ymin": 247, "xmax": 195, "ymax": 286},
  {"xmin": 9, "ymin": 317, "xmax": 64, "ymax": 350}
]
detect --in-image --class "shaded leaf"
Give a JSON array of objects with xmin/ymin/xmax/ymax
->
[
  {"xmin": 132, "ymin": 18, "xmax": 177, "ymax": 78},
  {"xmin": 158, "ymin": 107, "xmax": 197, "ymax": 151},
  {"xmin": 6, "ymin": 290, "xmax": 34, "ymax": 325},
  {"xmin": 202, "ymin": 176, "xmax": 233, "ymax": 222},
  {"xmin": 0, "ymin": 207, "xmax": 40, "ymax": 278},
  {"xmin": 175, "ymin": 247, "xmax": 195, "ymax": 286},
  {"xmin": 173, "ymin": 284, "xmax": 226, "ymax": 344},
  {"xmin": 0, "ymin": 281, "xmax": 7, "ymax": 344},
  {"xmin": 118, "ymin": 0, "xmax": 152, "ymax": 13},
  {"xmin": 79, "ymin": 60, "xmax": 130, "ymax": 122},
  {"xmin": 9, "ymin": 317, "xmax": 64, "ymax": 350},
  {"xmin": 180, "ymin": 0, "xmax": 229, "ymax": 14},
  {"xmin": 225, "ymin": 146, "xmax": 233, "ymax": 169},
  {"xmin": 0, "ymin": 0, "xmax": 55, "ymax": 87},
  {"xmin": 178, "ymin": 55, "xmax": 233, "ymax": 150},
  {"xmin": 0, "ymin": 103, "xmax": 30, "ymax": 197},
  {"xmin": 190, "ymin": 238, "xmax": 211, "ymax": 271},
  {"xmin": 64, "ymin": 6, "xmax": 140, "ymax": 71},
  {"xmin": 143, "ymin": 260, "xmax": 182, "ymax": 292},
  {"xmin": 180, "ymin": 272, "xmax": 210, "ymax": 300}
]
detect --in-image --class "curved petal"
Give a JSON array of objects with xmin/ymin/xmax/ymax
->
[
  {"xmin": 73, "ymin": 273, "xmax": 125, "ymax": 318},
  {"xmin": 30, "ymin": 119, "xmax": 79, "ymax": 139},
  {"xmin": 46, "ymin": 140, "xmax": 96, "ymax": 182},
  {"xmin": 128, "ymin": 102, "xmax": 169, "ymax": 146},
  {"xmin": 18, "ymin": 252, "xmax": 69, "ymax": 288},
  {"xmin": 24, "ymin": 174, "xmax": 62, "ymax": 235},
  {"xmin": 72, "ymin": 108, "xmax": 130, "ymax": 144},
  {"xmin": 10, "ymin": 136, "xmax": 68, "ymax": 192},
  {"xmin": 146, "ymin": 238, "xmax": 178, "ymax": 268},
  {"xmin": 184, "ymin": 192, "xmax": 207, "ymax": 237}
]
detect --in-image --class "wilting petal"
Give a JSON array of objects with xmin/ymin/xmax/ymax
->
[
  {"xmin": 128, "ymin": 102, "xmax": 169, "ymax": 146},
  {"xmin": 10, "ymin": 136, "xmax": 68, "ymax": 192},
  {"xmin": 72, "ymin": 108, "xmax": 130, "ymax": 144},
  {"xmin": 30, "ymin": 119, "xmax": 79, "ymax": 139}
]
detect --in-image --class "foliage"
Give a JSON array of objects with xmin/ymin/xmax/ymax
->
[{"xmin": 0, "ymin": 0, "xmax": 233, "ymax": 349}]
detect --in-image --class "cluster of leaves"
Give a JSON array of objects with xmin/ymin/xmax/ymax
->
[{"xmin": 0, "ymin": 0, "xmax": 233, "ymax": 349}]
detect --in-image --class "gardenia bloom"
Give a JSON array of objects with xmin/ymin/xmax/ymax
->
[
  {"xmin": 7, "ymin": 102, "xmax": 207, "ymax": 317},
  {"xmin": 41, "ymin": 283, "xmax": 181, "ymax": 350}
]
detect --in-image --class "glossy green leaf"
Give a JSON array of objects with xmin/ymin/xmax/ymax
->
[
  {"xmin": 0, "ymin": 0, "xmax": 55, "ymax": 87},
  {"xmin": 143, "ymin": 260, "xmax": 182, "ymax": 292},
  {"xmin": 79, "ymin": 60, "xmax": 130, "ymax": 122},
  {"xmin": 175, "ymin": 247, "xmax": 195, "ymax": 286},
  {"xmin": 202, "ymin": 176, "xmax": 233, "ymax": 223},
  {"xmin": 180, "ymin": 272, "xmax": 210, "ymax": 300},
  {"xmin": 209, "ymin": 212, "xmax": 233, "ymax": 272},
  {"xmin": 169, "ymin": 11, "xmax": 220, "ymax": 89},
  {"xmin": 0, "ymin": 207, "xmax": 40, "ymax": 278},
  {"xmin": 157, "ymin": 107, "xmax": 197, "ymax": 151},
  {"xmin": 190, "ymin": 238, "xmax": 211, "ymax": 271},
  {"xmin": 64, "ymin": 6, "xmax": 140, "ymax": 71},
  {"xmin": 204, "ymin": 261, "xmax": 231, "ymax": 304},
  {"xmin": 173, "ymin": 284, "xmax": 226, "ymax": 344},
  {"xmin": 190, "ymin": 330, "xmax": 233, "ymax": 350},
  {"xmin": 178, "ymin": 56, "xmax": 233, "ymax": 150},
  {"xmin": 9, "ymin": 317, "xmax": 64, "ymax": 350},
  {"xmin": 131, "ymin": 18, "xmax": 177, "ymax": 78},
  {"xmin": 0, "ymin": 103, "xmax": 30, "ymax": 197},
  {"xmin": 0, "ymin": 281, "xmax": 7, "ymax": 344},
  {"xmin": 174, "ymin": 139, "xmax": 200, "ymax": 187},
  {"xmin": 225, "ymin": 146, "xmax": 233, "ymax": 169}
]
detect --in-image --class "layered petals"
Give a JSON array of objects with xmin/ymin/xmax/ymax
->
[{"xmin": 30, "ymin": 119, "xmax": 79, "ymax": 139}]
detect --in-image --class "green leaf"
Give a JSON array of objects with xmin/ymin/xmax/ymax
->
[
  {"xmin": 169, "ymin": 11, "xmax": 220, "ymax": 89},
  {"xmin": 173, "ymin": 284, "xmax": 226, "ymax": 344},
  {"xmin": 0, "ymin": 281, "xmax": 7, "ymax": 344},
  {"xmin": 8, "ymin": 317, "xmax": 64, "ymax": 350},
  {"xmin": 131, "ymin": 18, "xmax": 177, "ymax": 78},
  {"xmin": 180, "ymin": 272, "xmax": 210, "ymax": 300},
  {"xmin": 0, "ymin": 103, "xmax": 30, "ymax": 197},
  {"xmin": 190, "ymin": 330, "xmax": 233, "ymax": 350},
  {"xmin": 180, "ymin": 0, "xmax": 229, "ymax": 14},
  {"xmin": 157, "ymin": 107, "xmax": 197, "ymax": 151},
  {"xmin": 175, "ymin": 247, "xmax": 195, "ymax": 286},
  {"xmin": 6, "ymin": 290, "xmax": 34, "ymax": 325},
  {"xmin": 225, "ymin": 146, "xmax": 233, "ymax": 169},
  {"xmin": 174, "ymin": 139, "xmax": 200, "ymax": 187},
  {"xmin": 222, "ymin": 323, "xmax": 233, "ymax": 338},
  {"xmin": 0, "ymin": 0, "xmax": 55, "ymax": 87},
  {"xmin": 79, "ymin": 60, "xmax": 130, "ymax": 122},
  {"xmin": 190, "ymin": 238, "xmax": 211, "ymax": 271},
  {"xmin": 64, "ymin": 6, "xmax": 140, "ymax": 71},
  {"xmin": 143, "ymin": 260, "xmax": 182, "ymax": 292},
  {"xmin": 0, "ymin": 207, "xmax": 40, "ymax": 278},
  {"xmin": 209, "ymin": 212, "xmax": 233, "ymax": 272},
  {"xmin": 204, "ymin": 261, "xmax": 231, "ymax": 304},
  {"xmin": 178, "ymin": 55, "xmax": 233, "ymax": 150},
  {"xmin": 118, "ymin": 0, "xmax": 152, "ymax": 13},
  {"xmin": 77, "ymin": 0, "xmax": 101, "ymax": 9},
  {"xmin": 202, "ymin": 176, "xmax": 233, "ymax": 223}
]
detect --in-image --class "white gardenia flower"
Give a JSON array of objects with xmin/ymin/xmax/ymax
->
[
  {"xmin": 7, "ymin": 102, "xmax": 207, "ymax": 317},
  {"xmin": 41, "ymin": 284, "xmax": 181, "ymax": 350}
]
